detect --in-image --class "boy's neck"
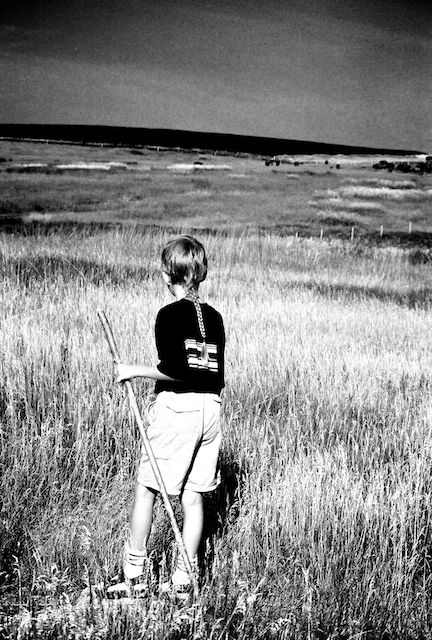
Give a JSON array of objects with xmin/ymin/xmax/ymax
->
[{"xmin": 170, "ymin": 284, "xmax": 199, "ymax": 301}]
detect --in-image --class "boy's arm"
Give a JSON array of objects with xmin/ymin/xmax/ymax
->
[{"xmin": 117, "ymin": 363, "xmax": 177, "ymax": 383}]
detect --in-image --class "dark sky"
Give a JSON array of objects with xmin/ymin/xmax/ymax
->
[{"xmin": 1, "ymin": 0, "xmax": 431, "ymax": 150}]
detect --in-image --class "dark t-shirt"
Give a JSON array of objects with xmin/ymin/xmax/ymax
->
[{"xmin": 155, "ymin": 298, "xmax": 225, "ymax": 395}]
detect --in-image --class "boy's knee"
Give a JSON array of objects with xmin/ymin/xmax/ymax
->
[
  {"xmin": 135, "ymin": 483, "xmax": 157, "ymax": 505},
  {"xmin": 181, "ymin": 489, "xmax": 202, "ymax": 508}
]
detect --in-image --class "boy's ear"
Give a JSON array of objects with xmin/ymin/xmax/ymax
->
[{"xmin": 162, "ymin": 272, "xmax": 171, "ymax": 285}]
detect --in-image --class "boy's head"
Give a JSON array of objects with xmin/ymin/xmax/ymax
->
[{"xmin": 161, "ymin": 235, "xmax": 207, "ymax": 291}]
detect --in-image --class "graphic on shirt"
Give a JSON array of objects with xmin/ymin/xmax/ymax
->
[{"xmin": 184, "ymin": 338, "xmax": 219, "ymax": 372}]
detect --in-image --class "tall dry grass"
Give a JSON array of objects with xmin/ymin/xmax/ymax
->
[{"xmin": 1, "ymin": 227, "xmax": 432, "ymax": 639}]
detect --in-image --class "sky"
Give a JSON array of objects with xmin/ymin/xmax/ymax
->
[{"xmin": 1, "ymin": 0, "xmax": 431, "ymax": 151}]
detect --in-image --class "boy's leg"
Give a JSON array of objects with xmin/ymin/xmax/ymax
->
[
  {"xmin": 124, "ymin": 484, "xmax": 156, "ymax": 579},
  {"xmin": 169, "ymin": 395, "xmax": 221, "ymax": 592},
  {"xmin": 171, "ymin": 489, "xmax": 202, "ymax": 589},
  {"xmin": 107, "ymin": 484, "xmax": 156, "ymax": 597},
  {"xmin": 181, "ymin": 489, "xmax": 203, "ymax": 561},
  {"xmin": 129, "ymin": 483, "xmax": 157, "ymax": 553}
]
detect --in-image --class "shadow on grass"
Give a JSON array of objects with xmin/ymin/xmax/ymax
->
[
  {"xmin": 200, "ymin": 451, "xmax": 245, "ymax": 575},
  {"xmin": 0, "ymin": 253, "xmax": 152, "ymax": 286},
  {"xmin": 286, "ymin": 277, "xmax": 432, "ymax": 309},
  {"xmin": 2, "ymin": 215, "xmax": 432, "ymax": 247},
  {"xmin": 0, "ymin": 216, "xmax": 215, "ymax": 237},
  {"xmin": 0, "ymin": 216, "xmax": 124, "ymax": 236},
  {"xmin": 0, "ymin": 216, "xmax": 242, "ymax": 240}
]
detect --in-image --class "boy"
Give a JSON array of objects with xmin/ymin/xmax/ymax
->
[{"xmin": 108, "ymin": 235, "xmax": 225, "ymax": 598}]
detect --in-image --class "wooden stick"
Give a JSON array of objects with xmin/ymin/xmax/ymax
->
[{"xmin": 97, "ymin": 310, "xmax": 198, "ymax": 597}]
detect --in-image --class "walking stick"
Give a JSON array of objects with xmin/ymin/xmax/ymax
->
[{"xmin": 97, "ymin": 310, "xmax": 198, "ymax": 597}]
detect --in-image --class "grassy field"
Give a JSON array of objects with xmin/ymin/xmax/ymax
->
[
  {"xmin": 1, "ymin": 142, "xmax": 432, "ymax": 639},
  {"xmin": 1, "ymin": 140, "xmax": 432, "ymax": 243}
]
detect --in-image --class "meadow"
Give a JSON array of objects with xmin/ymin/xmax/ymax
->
[
  {"xmin": 1, "ymin": 141, "xmax": 432, "ymax": 639},
  {"xmin": 1, "ymin": 140, "xmax": 431, "ymax": 241}
]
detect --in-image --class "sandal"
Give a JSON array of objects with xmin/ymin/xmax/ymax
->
[
  {"xmin": 163, "ymin": 554, "xmax": 198, "ymax": 603},
  {"xmin": 172, "ymin": 581, "xmax": 193, "ymax": 604},
  {"xmin": 106, "ymin": 573, "xmax": 148, "ymax": 599}
]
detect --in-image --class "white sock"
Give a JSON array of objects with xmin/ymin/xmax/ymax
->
[
  {"xmin": 172, "ymin": 553, "xmax": 197, "ymax": 586},
  {"xmin": 123, "ymin": 543, "xmax": 146, "ymax": 580}
]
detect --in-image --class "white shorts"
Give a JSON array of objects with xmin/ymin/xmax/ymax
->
[{"xmin": 137, "ymin": 391, "xmax": 222, "ymax": 496}]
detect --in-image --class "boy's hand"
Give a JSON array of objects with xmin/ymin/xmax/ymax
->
[{"xmin": 116, "ymin": 363, "xmax": 133, "ymax": 383}]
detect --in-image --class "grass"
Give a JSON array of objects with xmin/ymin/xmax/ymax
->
[
  {"xmin": 1, "ymin": 140, "xmax": 432, "ymax": 241},
  {"xmin": 1, "ymin": 141, "xmax": 432, "ymax": 638},
  {"xmin": 331, "ymin": 185, "xmax": 432, "ymax": 201},
  {"xmin": 1, "ymin": 224, "xmax": 432, "ymax": 639}
]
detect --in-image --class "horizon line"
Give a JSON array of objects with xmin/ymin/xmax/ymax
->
[{"xmin": 0, "ymin": 123, "xmax": 425, "ymax": 156}]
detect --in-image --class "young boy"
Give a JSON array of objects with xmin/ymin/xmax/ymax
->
[{"xmin": 108, "ymin": 235, "xmax": 225, "ymax": 598}]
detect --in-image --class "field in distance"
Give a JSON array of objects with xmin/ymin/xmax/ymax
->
[
  {"xmin": 2, "ymin": 139, "xmax": 432, "ymax": 639},
  {"xmin": 1, "ymin": 140, "xmax": 431, "ymax": 244}
]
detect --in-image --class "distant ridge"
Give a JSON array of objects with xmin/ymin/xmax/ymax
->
[{"xmin": 0, "ymin": 123, "xmax": 423, "ymax": 156}]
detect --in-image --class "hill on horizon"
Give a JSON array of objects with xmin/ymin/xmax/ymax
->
[{"xmin": 0, "ymin": 123, "xmax": 424, "ymax": 157}]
